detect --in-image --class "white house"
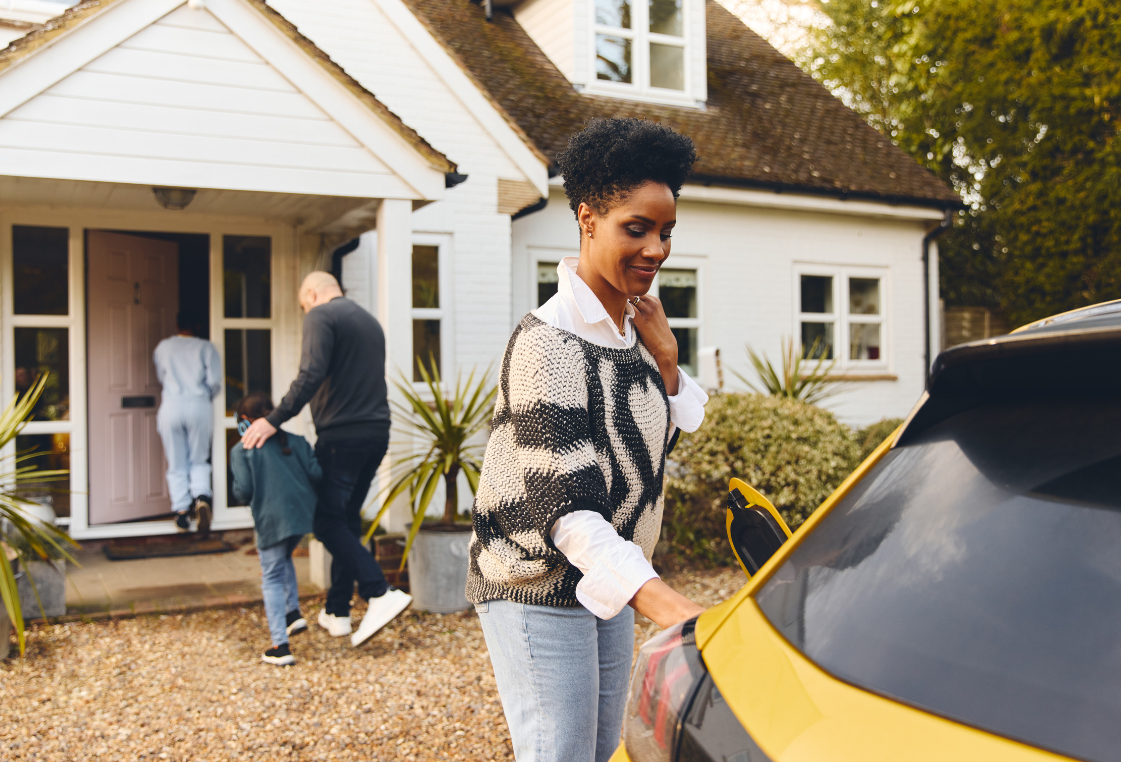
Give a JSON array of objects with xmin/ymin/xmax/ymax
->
[{"xmin": 0, "ymin": 0, "xmax": 958, "ymax": 542}]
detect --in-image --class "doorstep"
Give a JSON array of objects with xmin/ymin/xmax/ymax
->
[{"xmin": 56, "ymin": 534, "xmax": 320, "ymax": 622}]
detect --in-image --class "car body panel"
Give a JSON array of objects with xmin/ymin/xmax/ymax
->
[{"xmin": 700, "ymin": 599, "xmax": 1071, "ymax": 762}]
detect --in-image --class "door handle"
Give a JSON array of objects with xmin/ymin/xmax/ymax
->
[{"xmin": 121, "ymin": 396, "xmax": 156, "ymax": 409}]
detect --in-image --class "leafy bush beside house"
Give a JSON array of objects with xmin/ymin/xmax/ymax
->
[
  {"xmin": 855, "ymin": 417, "xmax": 905, "ymax": 462},
  {"xmin": 663, "ymin": 393, "xmax": 861, "ymax": 563}
]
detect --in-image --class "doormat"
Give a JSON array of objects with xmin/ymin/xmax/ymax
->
[{"xmin": 104, "ymin": 538, "xmax": 236, "ymax": 560}]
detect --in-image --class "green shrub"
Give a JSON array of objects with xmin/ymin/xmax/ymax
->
[
  {"xmin": 855, "ymin": 417, "xmax": 904, "ymax": 462},
  {"xmin": 663, "ymin": 393, "xmax": 860, "ymax": 562}
]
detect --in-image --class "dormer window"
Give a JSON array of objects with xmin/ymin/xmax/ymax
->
[
  {"xmin": 593, "ymin": 0, "xmax": 689, "ymax": 99},
  {"xmin": 512, "ymin": 0, "xmax": 705, "ymax": 106}
]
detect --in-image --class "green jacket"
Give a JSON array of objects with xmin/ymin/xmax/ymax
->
[{"xmin": 230, "ymin": 433, "xmax": 320, "ymax": 549}]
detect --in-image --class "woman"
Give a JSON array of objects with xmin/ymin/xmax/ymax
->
[{"xmin": 466, "ymin": 118, "xmax": 709, "ymax": 762}]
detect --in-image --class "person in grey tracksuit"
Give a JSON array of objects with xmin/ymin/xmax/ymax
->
[{"xmin": 153, "ymin": 311, "xmax": 221, "ymax": 533}]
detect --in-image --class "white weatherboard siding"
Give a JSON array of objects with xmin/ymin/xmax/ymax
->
[
  {"xmin": 0, "ymin": 5, "xmax": 416, "ymax": 199},
  {"xmin": 268, "ymin": 0, "xmax": 536, "ymax": 187},
  {"xmin": 513, "ymin": 189, "xmax": 931, "ymax": 427},
  {"xmin": 267, "ymin": 0, "xmax": 535, "ymax": 373},
  {"xmin": 514, "ymin": 0, "xmax": 576, "ymax": 80}
]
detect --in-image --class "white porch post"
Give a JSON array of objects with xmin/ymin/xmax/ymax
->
[{"xmin": 376, "ymin": 199, "xmax": 414, "ymax": 533}]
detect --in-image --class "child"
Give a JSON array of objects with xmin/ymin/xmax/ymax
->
[{"xmin": 230, "ymin": 392, "xmax": 322, "ymax": 666}]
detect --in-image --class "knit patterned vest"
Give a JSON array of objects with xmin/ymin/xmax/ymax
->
[{"xmin": 466, "ymin": 314, "xmax": 671, "ymax": 608}]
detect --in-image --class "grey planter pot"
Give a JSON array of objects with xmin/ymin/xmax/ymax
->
[
  {"xmin": 406, "ymin": 524, "xmax": 472, "ymax": 614},
  {"xmin": 0, "ymin": 601, "xmax": 10, "ymax": 660},
  {"xmin": 17, "ymin": 559, "xmax": 67, "ymax": 620}
]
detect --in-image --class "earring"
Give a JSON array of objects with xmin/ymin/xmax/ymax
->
[{"xmin": 586, "ymin": 227, "xmax": 593, "ymax": 238}]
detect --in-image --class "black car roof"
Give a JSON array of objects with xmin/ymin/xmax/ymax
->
[
  {"xmin": 1012, "ymin": 299, "xmax": 1121, "ymax": 337},
  {"xmin": 899, "ymin": 300, "xmax": 1121, "ymax": 445}
]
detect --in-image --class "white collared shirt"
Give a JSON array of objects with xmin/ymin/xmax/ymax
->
[{"xmin": 534, "ymin": 258, "xmax": 709, "ymax": 619}]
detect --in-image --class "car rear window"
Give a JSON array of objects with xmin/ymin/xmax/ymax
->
[{"xmin": 755, "ymin": 396, "xmax": 1121, "ymax": 762}]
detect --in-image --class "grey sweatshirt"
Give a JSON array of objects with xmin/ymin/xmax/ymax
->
[{"xmin": 266, "ymin": 297, "xmax": 390, "ymax": 442}]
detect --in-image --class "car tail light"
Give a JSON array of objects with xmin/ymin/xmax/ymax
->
[{"xmin": 623, "ymin": 617, "xmax": 707, "ymax": 762}]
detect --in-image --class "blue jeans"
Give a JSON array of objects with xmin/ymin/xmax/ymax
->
[
  {"xmin": 313, "ymin": 436, "xmax": 390, "ymax": 616},
  {"xmin": 258, "ymin": 535, "xmax": 302, "ymax": 646},
  {"xmin": 476, "ymin": 599, "xmax": 635, "ymax": 762}
]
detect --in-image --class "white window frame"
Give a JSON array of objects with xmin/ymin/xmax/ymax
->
[
  {"xmin": 528, "ymin": 247, "xmax": 576, "ymax": 310},
  {"xmin": 217, "ymin": 232, "xmax": 281, "ymax": 517},
  {"xmin": 652, "ymin": 257, "xmax": 704, "ymax": 375},
  {"xmin": 586, "ymin": 0, "xmax": 695, "ymax": 106},
  {"xmin": 0, "ymin": 223, "xmax": 83, "ymax": 530},
  {"xmin": 793, "ymin": 264, "xmax": 891, "ymax": 372},
  {"xmin": 410, "ymin": 233, "xmax": 453, "ymax": 389}
]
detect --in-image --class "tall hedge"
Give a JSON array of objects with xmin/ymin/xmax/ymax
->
[{"xmin": 663, "ymin": 393, "xmax": 861, "ymax": 562}]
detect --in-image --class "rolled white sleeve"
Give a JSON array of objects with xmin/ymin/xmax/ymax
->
[
  {"xmin": 551, "ymin": 510, "xmax": 659, "ymax": 620},
  {"xmin": 666, "ymin": 368, "xmax": 709, "ymax": 434}
]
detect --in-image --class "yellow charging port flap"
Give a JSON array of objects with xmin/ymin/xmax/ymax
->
[{"xmin": 726, "ymin": 478, "xmax": 792, "ymax": 579}]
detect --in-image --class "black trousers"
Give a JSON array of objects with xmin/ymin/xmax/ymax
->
[{"xmin": 313, "ymin": 435, "xmax": 390, "ymax": 616}]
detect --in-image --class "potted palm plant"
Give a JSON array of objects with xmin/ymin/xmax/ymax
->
[
  {"xmin": 1, "ymin": 374, "xmax": 76, "ymax": 658},
  {"xmin": 363, "ymin": 360, "xmax": 495, "ymax": 613}
]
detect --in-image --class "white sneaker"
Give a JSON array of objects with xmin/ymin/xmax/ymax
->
[
  {"xmin": 317, "ymin": 610, "xmax": 352, "ymax": 637},
  {"xmin": 351, "ymin": 589, "xmax": 412, "ymax": 647}
]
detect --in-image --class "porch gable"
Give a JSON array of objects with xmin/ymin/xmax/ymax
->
[{"xmin": 0, "ymin": 0, "xmax": 454, "ymax": 201}]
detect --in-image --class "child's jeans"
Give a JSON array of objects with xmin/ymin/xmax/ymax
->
[{"xmin": 259, "ymin": 535, "xmax": 303, "ymax": 645}]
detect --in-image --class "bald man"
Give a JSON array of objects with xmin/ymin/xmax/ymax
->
[{"xmin": 241, "ymin": 271, "xmax": 411, "ymax": 647}]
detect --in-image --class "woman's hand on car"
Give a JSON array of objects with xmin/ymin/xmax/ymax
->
[
  {"xmin": 631, "ymin": 295, "xmax": 680, "ymax": 395},
  {"xmin": 629, "ymin": 578, "xmax": 706, "ymax": 629}
]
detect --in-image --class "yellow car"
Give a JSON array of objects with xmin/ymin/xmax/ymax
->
[{"xmin": 613, "ymin": 300, "xmax": 1121, "ymax": 762}]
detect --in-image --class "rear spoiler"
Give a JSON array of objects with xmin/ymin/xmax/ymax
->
[{"xmin": 897, "ymin": 326, "xmax": 1121, "ymax": 447}]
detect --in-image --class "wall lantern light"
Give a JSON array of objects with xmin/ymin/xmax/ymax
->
[{"xmin": 152, "ymin": 187, "xmax": 197, "ymax": 211}]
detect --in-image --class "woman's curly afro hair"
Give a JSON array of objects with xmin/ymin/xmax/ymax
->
[{"xmin": 555, "ymin": 118, "xmax": 697, "ymax": 218}]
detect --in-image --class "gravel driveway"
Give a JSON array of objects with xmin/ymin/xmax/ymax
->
[{"xmin": 2, "ymin": 565, "xmax": 744, "ymax": 761}]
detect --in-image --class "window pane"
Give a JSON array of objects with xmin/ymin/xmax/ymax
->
[
  {"xmin": 14, "ymin": 328, "xmax": 69, "ymax": 422},
  {"xmin": 413, "ymin": 319, "xmax": 441, "ymax": 382},
  {"xmin": 800, "ymin": 275, "xmax": 833, "ymax": 314},
  {"xmin": 650, "ymin": 43, "xmax": 685, "ymax": 90},
  {"xmin": 660, "ymin": 268, "xmax": 696, "ymax": 318},
  {"xmin": 596, "ymin": 0, "xmax": 631, "ymax": 28},
  {"xmin": 649, "ymin": 0, "xmax": 683, "ymax": 35},
  {"xmin": 596, "ymin": 35, "xmax": 633, "ymax": 83},
  {"xmin": 850, "ymin": 323, "xmax": 882, "ymax": 361},
  {"xmin": 13, "ymin": 225, "xmax": 68, "ymax": 316},
  {"xmin": 225, "ymin": 329, "xmax": 271, "ymax": 415},
  {"xmin": 672, "ymin": 327, "xmax": 697, "ymax": 376},
  {"xmin": 537, "ymin": 262, "xmax": 559, "ymax": 307},
  {"xmin": 16, "ymin": 433, "xmax": 70, "ymax": 519},
  {"xmin": 223, "ymin": 236, "xmax": 271, "ymax": 318},
  {"xmin": 849, "ymin": 277, "xmax": 881, "ymax": 315},
  {"xmin": 801, "ymin": 322, "xmax": 834, "ymax": 359},
  {"xmin": 412, "ymin": 245, "xmax": 440, "ymax": 309}
]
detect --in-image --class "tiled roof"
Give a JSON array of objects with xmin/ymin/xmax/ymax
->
[
  {"xmin": 0, "ymin": 0, "xmax": 455, "ymax": 175},
  {"xmin": 400, "ymin": 0, "xmax": 960, "ymax": 208}
]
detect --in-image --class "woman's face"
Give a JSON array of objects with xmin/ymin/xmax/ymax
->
[{"xmin": 578, "ymin": 180, "xmax": 677, "ymax": 298}]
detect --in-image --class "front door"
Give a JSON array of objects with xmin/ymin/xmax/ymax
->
[{"xmin": 87, "ymin": 231, "xmax": 179, "ymax": 524}]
